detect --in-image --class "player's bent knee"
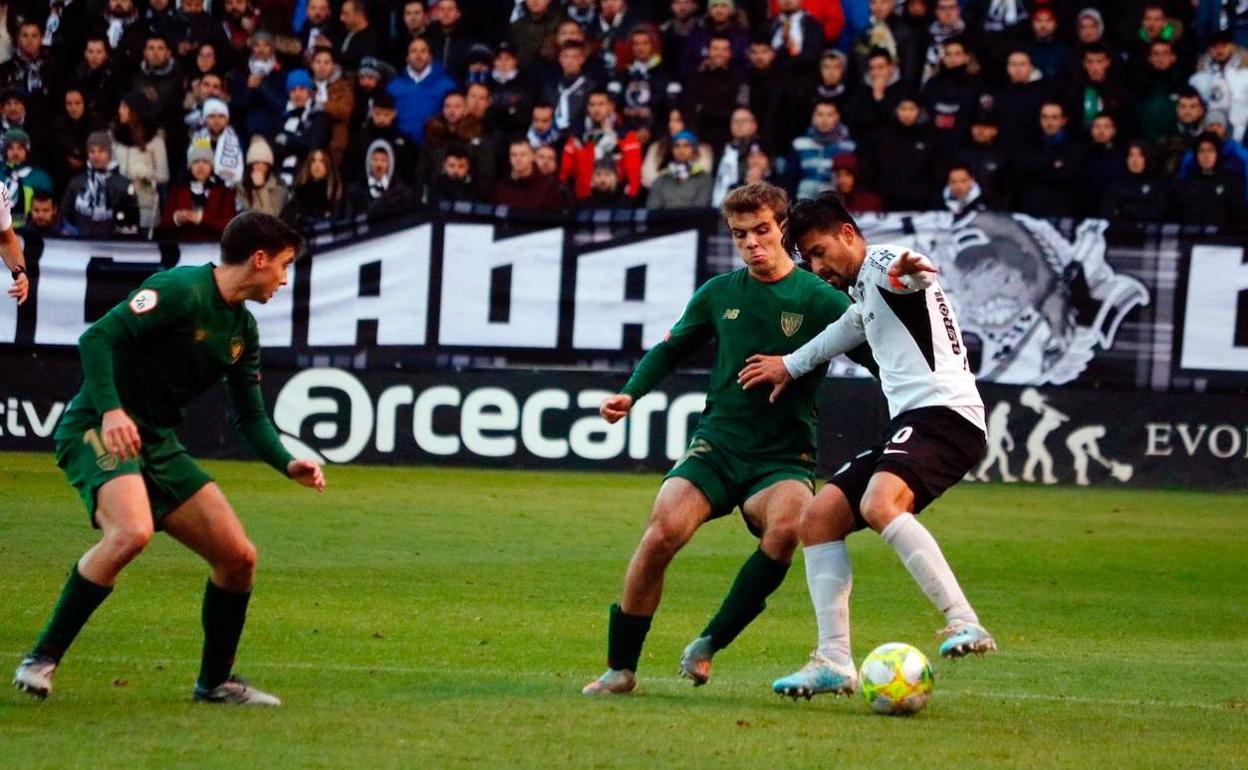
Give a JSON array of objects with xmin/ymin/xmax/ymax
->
[
  {"xmin": 223, "ymin": 540, "xmax": 259, "ymax": 581},
  {"xmin": 105, "ymin": 525, "xmax": 153, "ymax": 561},
  {"xmin": 641, "ymin": 517, "xmax": 692, "ymax": 559},
  {"xmin": 859, "ymin": 495, "xmax": 901, "ymax": 533}
]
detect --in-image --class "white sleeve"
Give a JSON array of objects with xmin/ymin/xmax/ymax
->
[
  {"xmin": 0, "ymin": 186, "xmax": 12, "ymax": 232},
  {"xmin": 782, "ymin": 303, "xmax": 867, "ymax": 378}
]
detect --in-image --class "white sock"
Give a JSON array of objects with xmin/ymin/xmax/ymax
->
[
  {"xmin": 804, "ymin": 541, "xmax": 852, "ymax": 666},
  {"xmin": 880, "ymin": 513, "xmax": 978, "ymax": 626}
]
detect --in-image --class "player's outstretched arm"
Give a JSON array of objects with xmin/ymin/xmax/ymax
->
[
  {"xmin": 737, "ymin": 355, "xmax": 793, "ymax": 404},
  {"xmin": 599, "ymin": 393, "xmax": 634, "ymax": 424},
  {"xmin": 287, "ymin": 459, "xmax": 326, "ymax": 492},
  {"xmin": 885, "ymin": 250, "xmax": 938, "ymax": 292},
  {"xmin": 781, "ymin": 305, "xmax": 868, "ymax": 380}
]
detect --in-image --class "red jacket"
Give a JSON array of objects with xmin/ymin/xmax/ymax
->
[
  {"xmin": 160, "ymin": 183, "xmax": 238, "ymax": 241},
  {"xmin": 769, "ymin": 0, "xmax": 846, "ymax": 43},
  {"xmin": 559, "ymin": 131, "xmax": 643, "ymax": 201}
]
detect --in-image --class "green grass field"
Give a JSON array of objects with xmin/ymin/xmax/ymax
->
[{"xmin": 1, "ymin": 452, "xmax": 1246, "ymax": 769}]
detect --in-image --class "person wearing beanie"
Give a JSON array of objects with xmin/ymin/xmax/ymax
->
[
  {"xmin": 646, "ymin": 129, "xmax": 712, "ymax": 210},
  {"xmin": 112, "ymin": 93, "xmax": 170, "ymax": 232},
  {"xmin": 160, "ymin": 139, "xmax": 236, "ymax": 241},
  {"xmin": 274, "ymin": 68, "xmax": 330, "ymax": 187},
  {"xmin": 238, "ymin": 136, "xmax": 289, "ymax": 217},
  {"xmin": 60, "ymin": 131, "xmax": 140, "ymax": 238},
  {"xmin": 189, "ymin": 97, "xmax": 243, "ymax": 188},
  {"xmin": 0, "ymin": 128, "xmax": 55, "ymax": 229},
  {"xmin": 577, "ymin": 156, "xmax": 633, "ymax": 209},
  {"xmin": 229, "ymin": 32, "xmax": 287, "ymax": 145},
  {"xmin": 1178, "ymin": 107, "xmax": 1248, "ymax": 197},
  {"xmin": 351, "ymin": 56, "xmax": 397, "ymax": 129}
]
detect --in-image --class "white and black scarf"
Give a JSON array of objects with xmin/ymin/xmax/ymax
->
[{"xmin": 76, "ymin": 164, "xmax": 116, "ymax": 222}]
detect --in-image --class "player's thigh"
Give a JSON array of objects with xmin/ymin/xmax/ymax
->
[
  {"xmin": 56, "ymin": 417, "xmax": 147, "ymax": 528},
  {"xmin": 162, "ymin": 483, "xmax": 254, "ymax": 567},
  {"xmin": 94, "ymin": 474, "xmax": 157, "ymax": 540},
  {"xmin": 643, "ymin": 476, "xmax": 715, "ymax": 550},
  {"xmin": 859, "ymin": 471, "xmax": 918, "ymax": 532},
  {"xmin": 740, "ymin": 477, "xmax": 813, "ymax": 537},
  {"xmin": 801, "ymin": 482, "xmax": 857, "ymax": 544}
]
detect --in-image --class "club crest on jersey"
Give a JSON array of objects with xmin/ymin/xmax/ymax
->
[
  {"xmin": 722, "ymin": 308, "xmax": 740, "ymax": 320},
  {"xmin": 780, "ymin": 311, "xmax": 804, "ymax": 337},
  {"xmin": 229, "ymin": 336, "xmax": 244, "ymax": 363},
  {"xmin": 128, "ymin": 289, "xmax": 158, "ymax": 315}
]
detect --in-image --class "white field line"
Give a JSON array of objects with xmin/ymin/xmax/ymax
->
[{"xmin": 7, "ymin": 651, "xmax": 1245, "ymax": 714}]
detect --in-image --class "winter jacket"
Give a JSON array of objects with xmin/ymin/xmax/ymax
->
[
  {"xmin": 345, "ymin": 121, "xmax": 415, "ymax": 184},
  {"xmin": 492, "ymin": 172, "xmax": 565, "ymax": 213},
  {"xmin": 789, "ymin": 126, "xmax": 857, "ymax": 199},
  {"xmin": 1175, "ymin": 167, "xmax": 1248, "ymax": 229},
  {"xmin": 388, "ymin": 63, "xmax": 458, "ymax": 144},
  {"xmin": 874, "ymin": 120, "xmax": 937, "ymax": 211},
  {"xmin": 238, "ymin": 175, "xmax": 290, "ymax": 217},
  {"xmin": 508, "ymin": 9, "xmax": 563, "ymax": 69},
  {"xmin": 683, "ymin": 67, "xmax": 747, "ymax": 155},
  {"xmin": 230, "ymin": 68, "xmax": 289, "ymax": 145},
  {"xmin": 956, "ymin": 140, "xmax": 1012, "ymax": 208},
  {"xmin": 1188, "ymin": 52, "xmax": 1248, "ymax": 142},
  {"xmin": 1082, "ymin": 143, "xmax": 1127, "ymax": 217},
  {"xmin": 315, "ymin": 69, "xmax": 357, "ymax": 167},
  {"xmin": 1101, "ymin": 173, "xmax": 1171, "ymax": 222},
  {"xmin": 560, "ymin": 130, "xmax": 644, "ymax": 201},
  {"xmin": 159, "ymin": 179, "xmax": 237, "ymax": 241},
  {"xmin": 60, "ymin": 167, "xmax": 141, "ymax": 238},
  {"xmin": 1011, "ymin": 132, "xmax": 1086, "ymax": 218},
  {"xmin": 921, "ymin": 65, "xmax": 983, "ymax": 150},
  {"xmin": 112, "ymin": 130, "xmax": 171, "ymax": 230},
  {"xmin": 991, "ymin": 75, "xmax": 1052, "ymax": 148},
  {"xmin": 419, "ymin": 115, "xmax": 499, "ymax": 192},
  {"xmin": 1132, "ymin": 64, "xmax": 1188, "ymax": 142},
  {"xmin": 646, "ymin": 164, "xmax": 713, "ymax": 210}
]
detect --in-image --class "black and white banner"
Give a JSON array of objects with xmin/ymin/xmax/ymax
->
[
  {"xmin": 2, "ymin": 213, "xmax": 1245, "ymax": 390},
  {"xmin": 2, "ymin": 359, "xmax": 1244, "ymax": 488}
]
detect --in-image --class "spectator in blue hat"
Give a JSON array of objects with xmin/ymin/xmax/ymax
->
[
  {"xmin": 274, "ymin": 68, "xmax": 330, "ymax": 186},
  {"xmin": 0, "ymin": 129, "xmax": 54, "ymax": 228},
  {"xmin": 646, "ymin": 129, "xmax": 711, "ymax": 210}
]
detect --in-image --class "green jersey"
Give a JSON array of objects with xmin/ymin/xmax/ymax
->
[
  {"xmin": 55, "ymin": 264, "xmax": 292, "ymax": 473},
  {"xmin": 621, "ymin": 265, "xmax": 858, "ymax": 459}
]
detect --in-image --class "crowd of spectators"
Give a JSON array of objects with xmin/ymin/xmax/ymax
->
[{"xmin": 3, "ymin": 0, "xmax": 1247, "ymax": 241}]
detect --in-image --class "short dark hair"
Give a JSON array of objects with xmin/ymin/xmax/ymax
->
[
  {"xmin": 1082, "ymin": 41, "xmax": 1111, "ymax": 58},
  {"xmin": 867, "ymin": 47, "xmax": 893, "ymax": 64},
  {"xmin": 783, "ymin": 192, "xmax": 860, "ymax": 258},
  {"xmin": 445, "ymin": 145, "xmax": 471, "ymax": 161},
  {"xmin": 722, "ymin": 182, "xmax": 789, "ymax": 223},
  {"xmin": 948, "ymin": 163, "xmax": 974, "ymax": 177},
  {"xmin": 220, "ymin": 212, "xmax": 305, "ymax": 265},
  {"xmin": 31, "ymin": 191, "xmax": 55, "ymax": 206},
  {"xmin": 1176, "ymin": 85, "xmax": 1204, "ymax": 104}
]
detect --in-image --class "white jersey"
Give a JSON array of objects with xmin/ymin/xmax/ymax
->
[
  {"xmin": 0, "ymin": 184, "xmax": 11, "ymax": 232},
  {"xmin": 784, "ymin": 244, "xmax": 985, "ymax": 433}
]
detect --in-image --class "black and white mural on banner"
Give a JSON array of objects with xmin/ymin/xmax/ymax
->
[
  {"xmin": 1, "ymin": 360, "xmax": 1244, "ymax": 488},
  {"xmin": 1, "ymin": 212, "xmax": 1244, "ymax": 392}
]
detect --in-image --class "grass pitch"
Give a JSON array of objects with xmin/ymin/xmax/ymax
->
[{"xmin": 1, "ymin": 452, "xmax": 1246, "ymax": 769}]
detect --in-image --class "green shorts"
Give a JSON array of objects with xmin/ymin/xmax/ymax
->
[
  {"xmin": 665, "ymin": 433, "xmax": 815, "ymax": 533},
  {"xmin": 55, "ymin": 411, "xmax": 213, "ymax": 529}
]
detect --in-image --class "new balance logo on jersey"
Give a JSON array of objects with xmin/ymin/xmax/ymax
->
[{"xmin": 722, "ymin": 308, "xmax": 740, "ymax": 320}]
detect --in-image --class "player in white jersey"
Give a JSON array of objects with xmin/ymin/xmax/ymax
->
[
  {"xmin": 737, "ymin": 193, "xmax": 995, "ymax": 700},
  {"xmin": 0, "ymin": 185, "xmax": 29, "ymax": 305}
]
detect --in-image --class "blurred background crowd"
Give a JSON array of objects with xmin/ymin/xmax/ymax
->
[{"xmin": 2, "ymin": 0, "xmax": 1246, "ymax": 241}]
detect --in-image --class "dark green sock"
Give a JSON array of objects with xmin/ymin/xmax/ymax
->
[
  {"xmin": 31, "ymin": 564, "xmax": 113, "ymax": 662},
  {"xmin": 701, "ymin": 549, "xmax": 791, "ymax": 651},
  {"xmin": 606, "ymin": 603, "xmax": 652, "ymax": 672},
  {"xmin": 197, "ymin": 580, "xmax": 252, "ymax": 690}
]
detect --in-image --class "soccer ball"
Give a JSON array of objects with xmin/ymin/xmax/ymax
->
[{"xmin": 859, "ymin": 643, "xmax": 934, "ymax": 716}]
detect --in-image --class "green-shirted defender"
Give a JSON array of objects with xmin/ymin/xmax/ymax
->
[
  {"xmin": 583, "ymin": 183, "xmax": 871, "ymax": 695},
  {"xmin": 13, "ymin": 212, "xmax": 325, "ymax": 706}
]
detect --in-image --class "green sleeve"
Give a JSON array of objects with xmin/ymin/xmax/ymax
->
[
  {"xmin": 226, "ymin": 317, "xmax": 295, "ymax": 475},
  {"xmin": 620, "ymin": 281, "xmax": 715, "ymax": 400},
  {"xmin": 77, "ymin": 272, "xmax": 192, "ymax": 414},
  {"xmin": 811, "ymin": 279, "xmax": 879, "ymax": 378}
]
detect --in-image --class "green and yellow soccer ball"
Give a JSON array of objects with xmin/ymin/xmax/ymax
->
[{"xmin": 859, "ymin": 642, "xmax": 934, "ymax": 715}]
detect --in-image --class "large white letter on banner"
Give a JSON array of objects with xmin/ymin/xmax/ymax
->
[
  {"xmin": 34, "ymin": 240, "xmax": 163, "ymax": 345},
  {"xmin": 571, "ymin": 230, "xmax": 698, "ymax": 349},
  {"xmin": 177, "ymin": 243, "xmax": 294, "ymax": 347},
  {"xmin": 1181, "ymin": 245, "xmax": 1248, "ymax": 372},
  {"xmin": 307, "ymin": 226, "xmax": 432, "ymax": 346},
  {"xmin": 439, "ymin": 223, "xmax": 562, "ymax": 347}
]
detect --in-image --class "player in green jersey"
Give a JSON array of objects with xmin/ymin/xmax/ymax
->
[
  {"xmin": 12, "ymin": 212, "xmax": 325, "ymax": 706},
  {"xmin": 583, "ymin": 183, "xmax": 870, "ymax": 695}
]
